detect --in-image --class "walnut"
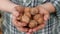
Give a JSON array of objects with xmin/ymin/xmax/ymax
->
[
  {"xmin": 24, "ymin": 7, "xmax": 31, "ymax": 13},
  {"xmin": 37, "ymin": 18, "xmax": 44, "ymax": 24},
  {"xmin": 33, "ymin": 14, "xmax": 41, "ymax": 20},
  {"xmin": 30, "ymin": 8, "xmax": 38, "ymax": 15},
  {"xmin": 21, "ymin": 15, "xmax": 30, "ymax": 24},
  {"xmin": 15, "ymin": 6, "xmax": 44, "ymax": 29},
  {"xmin": 29, "ymin": 20, "xmax": 38, "ymax": 28},
  {"xmin": 24, "ymin": 13, "xmax": 31, "ymax": 18},
  {"xmin": 34, "ymin": 14, "xmax": 44, "ymax": 24},
  {"xmin": 24, "ymin": 7, "xmax": 31, "ymax": 18}
]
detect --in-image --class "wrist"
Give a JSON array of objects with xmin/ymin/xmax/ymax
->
[
  {"xmin": 40, "ymin": 2, "xmax": 55, "ymax": 13},
  {"xmin": 0, "ymin": 0, "xmax": 19, "ymax": 13},
  {"xmin": 8, "ymin": 4, "xmax": 19, "ymax": 13},
  {"xmin": 6, "ymin": 1, "xmax": 19, "ymax": 13}
]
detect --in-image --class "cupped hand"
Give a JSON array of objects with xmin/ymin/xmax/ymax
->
[
  {"xmin": 33, "ymin": 6, "xmax": 50, "ymax": 32},
  {"xmin": 26, "ymin": 6, "xmax": 50, "ymax": 34},
  {"xmin": 11, "ymin": 5, "xmax": 50, "ymax": 34},
  {"xmin": 12, "ymin": 6, "xmax": 29, "ymax": 32}
]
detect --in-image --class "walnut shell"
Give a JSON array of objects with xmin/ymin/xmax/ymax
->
[
  {"xmin": 21, "ymin": 15, "xmax": 30, "ymax": 23},
  {"xmin": 34, "ymin": 14, "xmax": 43, "ymax": 20},
  {"xmin": 33, "ymin": 14, "xmax": 41, "ymax": 21},
  {"xmin": 34, "ymin": 14, "xmax": 44, "ymax": 24},
  {"xmin": 37, "ymin": 16, "xmax": 44, "ymax": 24},
  {"xmin": 24, "ymin": 7, "xmax": 31, "ymax": 18},
  {"xmin": 30, "ymin": 8, "xmax": 38, "ymax": 15},
  {"xmin": 29, "ymin": 20, "xmax": 38, "ymax": 28},
  {"xmin": 24, "ymin": 12, "xmax": 31, "ymax": 18},
  {"xmin": 24, "ymin": 7, "xmax": 31, "ymax": 13}
]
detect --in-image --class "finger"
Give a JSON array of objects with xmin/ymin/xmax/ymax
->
[
  {"xmin": 39, "ymin": 7, "xmax": 50, "ymax": 21},
  {"xmin": 38, "ymin": 7, "xmax": 45, "ymax": 14},
  {"xmin": 15, "ymin": 6, "xmax": 24, "ymax": 13},
  {"xmin": 44, "ymin": 14, "xmax": 50, "ymax": 21},
  {"xmin": 33, "ymin": 23, "xmax": 46, "ymax": 32},
  {"xmin": 15, "ymin": 22, "xmax": 27, "ymax": 27},
  {"xmin": 12, "ymin": 15, "xmax": 17, "ymax": 26},
  {"xmin": 12, "ymin": 11, "xmax": 19, "ymax": 17},
  {"xmin": 28, "ymin": 29, "xmax": 33, "ymax": 33},
  {"xmin": 16, "ymin": 13, "xmax": 22, "ymax": 20},
  {"xmin": 26, "ymin": 32, "xmax": 33, "ymax": 34},
  {"xmin": 16, "ymin": 27, "xmax": 28, "ymax": 32},
  {"xmin": 43, "ymin": 11, "xmax": 50, "ymax": 21},
  {"xmin": 12, "ymin": 16, "xmax": 27, "ymax": 27},
  {"xmin": 26, "ymin": 29, "xmax": 33, "ymax": 34}
]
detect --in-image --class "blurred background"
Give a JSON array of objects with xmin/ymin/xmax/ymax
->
[{"xmin": 0, "ymin": 11, "xmax": 2, "ymax": 34}]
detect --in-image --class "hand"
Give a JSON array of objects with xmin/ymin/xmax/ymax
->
[
  {"xmin": 37, "ymin": 6, "xmax": 50, "ymax": 21},
  {"xmin": 26, "ymin": 6, "xmax": 50, "ymax": 34},
  {"xmin": 33, "ymin": 6, "xmax": 50, "ymax": 31},
  {"xmin": 12, "ymin": 6, "xmax": 29, "ymax": 32},
  {"xmin": 30, "ymin": 3, "xmax": 55, "ymax": 33},
  {"xmin": 33, "ymin": 6, "xmax": 50, "ymax": 32}
]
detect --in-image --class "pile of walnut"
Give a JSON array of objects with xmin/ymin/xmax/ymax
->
[{"xmin": 15, "ymin": 6, "xmax": 44, "ymax": 28}]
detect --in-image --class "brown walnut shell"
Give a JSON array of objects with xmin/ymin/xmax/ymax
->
[
  {"xmin": 34, "ymin": 14, "xmax": 44, "ymax": 24},
  {"xmin": 30, "ymin": 8, "xmax": 39, "ymax": 15},
  {"xmin": 29, "ymin": 20, "xmax": 38, "ymax": 28},
  {"xmin": 24, "ymin": 7, "xmax": 31, "ymax": 18},
  {"xmin": 21, "ymin": 15, "xmax": 30, "ymax": 24}
]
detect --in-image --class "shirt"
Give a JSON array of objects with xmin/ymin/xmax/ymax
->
[{"xmin": 2, "ymin": 0, "xmax": 60, "ymax": 34}]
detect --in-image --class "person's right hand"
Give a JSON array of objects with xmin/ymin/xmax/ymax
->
[
  {"xmin": 26, "ymin": 6, "xmax": 50, "ymax": 34},
  {"xmin": 11, "ymin": 6, "xmax": 29, "ymax": 32}
]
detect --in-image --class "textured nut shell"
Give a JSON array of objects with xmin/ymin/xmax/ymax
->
[
  {"xmin": 24, "ymin": 13, "xmax": 31, "ymax": 18},
  {"xmin": 24, "ymin": 7, "xmax": 31, "ymax": 13},
  {"xmin": 29, "ymin": 20, "xmax": 38, "ymax": 28},
  {"xmin": 30, "ymin": 8, "xmax": 38, "ymax": 15},
  {"xmin": 33, "ymin": 14, "xmax": 43, "ymax": 20},
  {"xmin": 24, "ymin": 7, "xmax": 31, "ymax": 18},
  {"xmin": 33, "ymin": 14, "xmax": 41, "ymax": 20},
  {"xmin": 21, "ymin": 15, "xmax": 30, "ymax": 23},
  {"xmin": 37, "ymin": 17, "xmax": 44, "ymax": 24}
]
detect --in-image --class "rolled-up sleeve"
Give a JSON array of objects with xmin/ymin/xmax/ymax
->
[{"xmin": 51, "ymin": 0, "xmax": 60, "ymax": 16}]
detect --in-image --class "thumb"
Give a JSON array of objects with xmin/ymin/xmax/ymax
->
[
  {"xmin": 12, "ymin": 11, "xmax": 19, "ymax": 17},
  {"xmin": 44, "ymin": 13, "xmax": 50, "ymax": 21}
]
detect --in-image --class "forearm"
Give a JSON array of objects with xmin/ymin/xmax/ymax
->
[
  {"xmin": 40, "ymin": 2, "xmax": 55, "ymax": 13},
  {"xmin": 0, "ymin": 0, "xmax": 18, "ymax": 13}
]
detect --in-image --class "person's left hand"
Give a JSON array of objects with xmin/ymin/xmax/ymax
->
[
  {"xmin": 12, "ymin": 6, "xmax": 29, "ymax": 32},
  {"xmin": 26, "ymin": 6, "xmax": 50, "ymax": 34}
]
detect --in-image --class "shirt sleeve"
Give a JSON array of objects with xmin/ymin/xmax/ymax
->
[
  {"xmin": 51, "ymin": 0, "xmax": 60, "ymax": 33},
  {"xmin": 51, "ymin": 0, "xmax": 60, "ymax": 16}
]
